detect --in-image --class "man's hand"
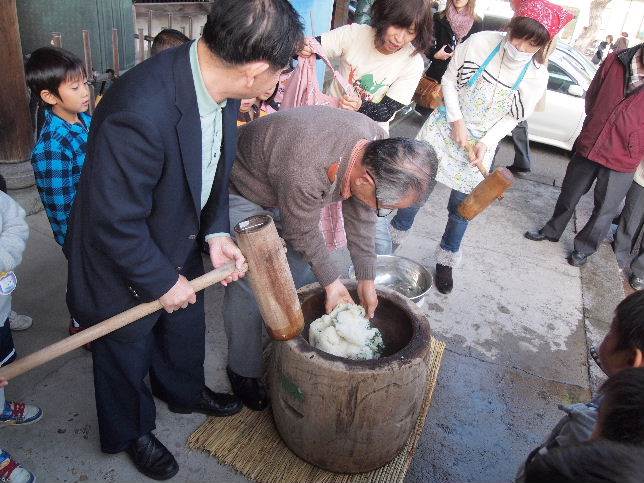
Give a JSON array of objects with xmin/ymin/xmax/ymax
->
[
  {"xmin": 339, "ymin": 94, "xmax": 362, "ymax": 112},
  {"xmin": 434, "ymin": 45, "xmax": 453, "ymax": 61},
  {"xmin": 450, "ymin": 119, "xmax": 469, "ymax": 149},
  {"xmin": 357, "ymin": 279, "xmax": 378, "ymax": 319},
  {"xmin": 208, "ymin": 236, "xmax": 247, "ymax": 286},
  {"xmin": 324, "ymin": 279, "xmax": 355, "ymax": 314},
  {"xmin": 159, "ymin": 275, "xmax": 196, "ymax": 313},
  {"xmin": 0, "ymin": 377, "xmax": 8, "ymax": 389}
]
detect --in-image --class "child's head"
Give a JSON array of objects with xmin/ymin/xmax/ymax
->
[
  {"xmin": 598, "ymin": 291, "xmax": 644, "ymax": 376},
  {"xmin": 25, "ymin": 47, "xmax": 89, "ymax": 119},
  {"xmin": 594, "ymin": 367, "xmax": 644, "ymax": 446},
  {"xmin": 525, "ymin": 440, "xmax": 644, "ymax": 483},
  {"xmin": 257, "ymin": 83, "xmax": 278, "ymax": 102},
  {"xmin": 239, "ymin": 98, "xmax": 255, "ymax": 113},
  {"xmin": 151, "ymin": 29, "xmax": 190, "ymax": 56}
]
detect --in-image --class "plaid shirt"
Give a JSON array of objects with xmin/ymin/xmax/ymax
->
[{"xmin": 31, "ymin": 109, "xmax": 91, "ymax": 245}]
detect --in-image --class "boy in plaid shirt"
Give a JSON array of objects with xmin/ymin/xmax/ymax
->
[
  {"xmin": 26, "ymin": 47, "xmax": 91, "ymax": 246},
  {"xmin": 26, "ymin": 47, "xmax": 91, "ymax": 340}
]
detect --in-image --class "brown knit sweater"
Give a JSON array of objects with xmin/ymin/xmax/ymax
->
[{"xmin": 231, "ymin": 105, "xmax": 386, "ymax": 286}]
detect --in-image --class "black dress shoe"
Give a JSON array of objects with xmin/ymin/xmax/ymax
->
[
  {"xmin": 168, "ymin": 386, "xmax": 242, "ymax": 417},
  {"xmin": 435, "ymin": 264, "xmax": 453, "ymax": 294},
  {"xmin": 568, "ymin": 250, "xmax": 589, "ymax": 267},
  {"xmin": 524, "ymin": 229, "xmax": 559, "ymax": 242},
  {"xmin": 126, "ymin": 433, "xmax": 178, "ymax": 481},
  {"xmin": 227, "ymin": 367, "xmax": 269, "ymax": 411},
  {"xmin": 630, "ymin": 274, "xmax": 644, "ymax": 291}
]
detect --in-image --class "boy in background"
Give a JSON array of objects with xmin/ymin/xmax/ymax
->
[
  {"xmin": 151, "ymin": 28, "xmax": 190, "ymax": 56},
  {"xmin": 25, "ymin": 47, "xmax": 91, "ymax": 338}
]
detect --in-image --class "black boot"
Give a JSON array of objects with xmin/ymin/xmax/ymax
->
[{"xmin": 435, "ymin": 264, "xmax": 453, "ymax": 294}]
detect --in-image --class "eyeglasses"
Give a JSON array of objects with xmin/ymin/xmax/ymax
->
[{"xmin": 365, "ymin": 171, "xmax": 394, "ymax": 218}]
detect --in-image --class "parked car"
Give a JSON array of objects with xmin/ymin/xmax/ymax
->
[{"xmin": 527, "ymin": 45, "xmax": 593, "ymax": 151}]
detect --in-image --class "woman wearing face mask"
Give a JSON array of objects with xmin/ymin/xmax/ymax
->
[
  {"xmin": 414, "ymin": 0, "xmax": 574, "ymax": 294},
  {"xmin": 415, "ymin": 0, "xmax": 481, "ymax": 117}
]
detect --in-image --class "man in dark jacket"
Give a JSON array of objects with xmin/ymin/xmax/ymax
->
[
  {"xmin": 64, "ymin": 1, "xmax": 303, "ymax": 479},
  {"xmin": 525, "ymin": 43, "xmax": 644, "ymax": 267}
]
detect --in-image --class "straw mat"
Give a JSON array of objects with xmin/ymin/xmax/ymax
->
[{"xmin": 188, "ymin": 337, "xmax": 446, "ymax": 483}]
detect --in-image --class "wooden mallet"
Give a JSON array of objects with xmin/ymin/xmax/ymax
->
[{"xmin": 0, "ymin": 262, "xmax": 241, "ymax": 382}]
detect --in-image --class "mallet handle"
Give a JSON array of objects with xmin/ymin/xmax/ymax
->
[{"xmin": 0, "ymin": 263, "xmax": 239, "ymax": 381}]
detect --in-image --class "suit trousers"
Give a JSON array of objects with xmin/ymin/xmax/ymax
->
[
  {"xmin": 91, "ymin": 249, "xmax": 205, "ymax": 453},
  {"xmin": 223, "ymin": 194, "xmax": 317, "ymax": 378},
  {"xmin": 614, "ymin": 181, "xmax": 644, "ymax": 277},
  {"xmin": 541, "ymin": 154, "xmax": 634, "ymax": 255},
  {"xmin": 510, "ymin": 120, "xmax": 531, "ymax": 171}
]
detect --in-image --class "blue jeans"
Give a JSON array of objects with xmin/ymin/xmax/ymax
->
[
  {"xmin": 391, "ymin": 204, "xmax": 422, "ymax": 232},
  {"xmin": 440, "ymin": 190, "xmax": 469, "ymax": 252}
]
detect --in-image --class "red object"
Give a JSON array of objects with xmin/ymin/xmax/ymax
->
[
  {"xmin": 514, "ymin": 0, "xmax": 575, "ymax": 39},
  {"xmin": 574, "ymin": 48, "xmax": 644, "ymax": 173}
]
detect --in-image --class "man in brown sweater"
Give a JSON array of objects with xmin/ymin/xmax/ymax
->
[{"xmin": 224, "ymin": 105, "xmax": 436, "ymax": 409}]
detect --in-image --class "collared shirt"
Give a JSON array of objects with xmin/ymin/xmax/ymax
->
[
  {"xmin": 31, "ymin": 109, "xmax": 91, "ymax": 245},
  {"xmin": 189, "ymin": 39, "xmax": 226, "ymax": 210},
  {"xmin": 627, "ymin": 47, "xmax": 644, "ymax": 94}
]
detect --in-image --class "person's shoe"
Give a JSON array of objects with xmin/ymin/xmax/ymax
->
[
  {"xmin": 226, "ymin": 367, "xmax": 269, "ymax": 411},
  {"xmin": 435, "ymin": 264, "xmax": 453, "ymax": 294},
  {"xmin": 0, "ymin": 402, "xmax": 43, "ymax": 426},
  {"xmin": 68, "ymin": 319, "xmax": 91, "ymax": 351},
  {"xmin": 568, "ymin": 251, "xmax": 589, "ymax": 267},
  {"xmin": 126, "ymin": 433, "xmax": 178, "ymax": 481},
  {"xmin": 8, "ymin": 312, "xmax": 32, "ymax": 332},
  {"xmin": 506, "ymin": 165, "xmax": 530, "ymax": 176},
  {"xmin": 389, "ymin": 226, "xmax": 409, "ymax": 252},
  {"xmin": 524, "ymin": 229, "xmax": 559, "ymax": 242},
  {"xmin": 0, "ymin": 449, "xmax": 35, "ymax": 483},
  {"xmin": 630, "ymin": 274, "xmax": 644, "ymax": 291},
  {"xmin": 167, "ymin": 386, "xmax": 242, "ymax": 417}
]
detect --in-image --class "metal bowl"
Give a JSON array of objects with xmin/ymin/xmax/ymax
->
[{"xmin": 349, "ymin": 255, "xmax": 433, "ymax": 306}]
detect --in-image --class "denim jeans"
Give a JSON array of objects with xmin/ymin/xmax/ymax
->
[
  {"xmin": 440, "ymin": 190, "xmax": 469, "ymax": 252},
  {"xmin": 391, "ymin": 205, "xmax": 422, "ymax": 231}
]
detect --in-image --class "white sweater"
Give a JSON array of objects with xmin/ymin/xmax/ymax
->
[
  {"xmin": 441, "ymin": 31, "xmax": 549, "ymax": 148},
  {"xmin": 0, "ymin": 191, "xmax": 29, "ymax": 324}
]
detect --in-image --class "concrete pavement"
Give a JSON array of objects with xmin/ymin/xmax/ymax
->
[{"xmin": 2, "ymin": 112, "xmax": 624, "ymax": 482}]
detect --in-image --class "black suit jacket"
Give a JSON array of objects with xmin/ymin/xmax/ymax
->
[{"xmin": 64, "ymin": 42, "xmax": 239, "ymax": 333}]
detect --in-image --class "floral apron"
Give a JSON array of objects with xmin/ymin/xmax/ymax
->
[{"xmin": 418, "ymin": 42, "xmax": 531, "ymax": 194}]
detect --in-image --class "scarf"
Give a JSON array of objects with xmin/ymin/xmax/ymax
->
[{"xmin": 446, "ymin": 1, "xmax": 475, "ymax": 43}]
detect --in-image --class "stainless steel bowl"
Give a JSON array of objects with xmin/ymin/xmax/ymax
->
[{"xmin": 349, "ymin": 255, "xmax": 433, "ymax": 306}]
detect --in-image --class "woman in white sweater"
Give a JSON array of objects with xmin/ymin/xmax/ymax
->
[{"xmin": 416, "ymin": 0, "xmax": 573, "ymax": 293}]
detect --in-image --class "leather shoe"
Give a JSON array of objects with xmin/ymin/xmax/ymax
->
[
  {"xmin": 524, "ymin": 229, "xmax": 558, "ymax": 242},
  {"xmin": 630, "ymin": 274, "xmax": 644, "ymax": 291},
  {"xmin": 126, "ymin": 433, "xmax": 178, "ymax": 481},
  {"xmin": 506, "ymin": 165, "xmax": 530, "ymax": 176},
  {"xmin": 168, "ymin": 386, "xmax": 242, "ymax": 417},
  {"xmin": 227, "ymin": 367, "xmax": 269, "ymax": 411},
  {"xmin": 568, "ymin": 250, "xmax": 589, "ymax": 267}
]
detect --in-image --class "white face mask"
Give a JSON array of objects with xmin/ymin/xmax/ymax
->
[{"xmin": 504, "ymin": 40, "xmax": 535, "ymax": 63}]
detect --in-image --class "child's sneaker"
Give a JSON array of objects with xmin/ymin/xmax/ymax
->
[
  {"xmin": 0, "ymin": 449, "xmax": 35, "ymax": 483},
  {"xmin": 0, "ymin": 402, "xmax": 42, "ymax": 426},
  {"xmin": 8, "ymin": 312, "xmax": 32, "ymax": 332}
]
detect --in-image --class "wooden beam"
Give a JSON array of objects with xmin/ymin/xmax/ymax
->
[{"xmin": 0, "ymin": 0, "xmax": 33, "ymax": 163}]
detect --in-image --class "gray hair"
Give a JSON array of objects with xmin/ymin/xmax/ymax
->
[{"xmin": 362, "ymin": 138, "xmax": 438, "ymax": 205}]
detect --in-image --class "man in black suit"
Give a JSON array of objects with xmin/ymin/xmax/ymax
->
[{"xmin": 64, "ymin": 1, "xmax": 303, "ymax": 479}]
